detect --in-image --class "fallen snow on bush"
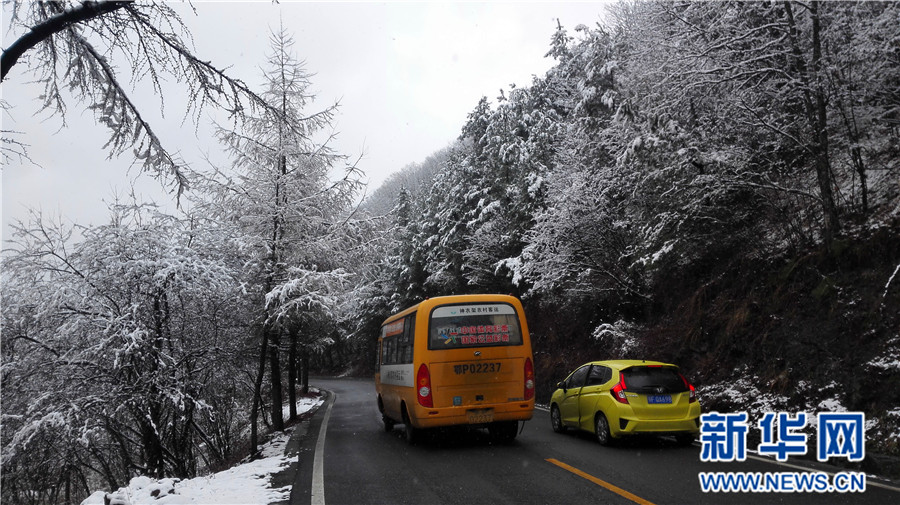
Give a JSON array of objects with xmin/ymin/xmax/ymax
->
[
  {"xmin": 867, "ymin": 336, "xmax": 900, "ymax": 371},
  {"xmin": 81, "ymin": 394, "xmax": 323, "ymax": 505}
]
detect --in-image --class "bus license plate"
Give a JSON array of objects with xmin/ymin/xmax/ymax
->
[
  {"xmin": 648, "ymin": 394, "xmax": 672, "ymax": 404},
  {"xmin": 467, "ymin": 408, "xmax": 494, "ymax": 424}
]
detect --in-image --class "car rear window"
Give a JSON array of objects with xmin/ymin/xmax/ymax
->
[
  {"xmin": 428, "ymin": 303, "xmax": 523, "ymax": 350},
  {"xmin": 622, "ymin": 366, "xmax": 687, "ymax": 393}
]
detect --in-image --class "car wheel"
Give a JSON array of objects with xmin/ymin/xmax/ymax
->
[
  {"xmin": 551, "ymin": 405, "xmax": 566, "ymax": 433},
  {"xmin": 595, "ymin": 412, "xmax": 613, "ymax": 446}
]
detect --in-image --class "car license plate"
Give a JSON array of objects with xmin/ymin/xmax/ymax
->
[
  {"xmin": 467, "ymin": 408, "xmax": 494, "ymax": 424},
  {"xmin": 648, "ymin": 394, "xmax": 672, "ymax": 404}
]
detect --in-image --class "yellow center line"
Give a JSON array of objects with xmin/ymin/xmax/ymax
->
[{"xmin": 546, "ymin": 458, "xmax": 657, "ymax": 505}]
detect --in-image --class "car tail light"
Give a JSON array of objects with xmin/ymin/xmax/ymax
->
[
  {"xmin": 611, "ymin": 372, "xmax": 628, "ymax": 404},
  {"xmin": 417, "ymin": 363, "xmax": 433, "ymax": 407},
  {"xmin": 679, "ymin": 373, "xmax": 698, "ymax": 403},
  {"xmin": 524, "ymin": 358, "xmax": 535, "ymax": 401}
]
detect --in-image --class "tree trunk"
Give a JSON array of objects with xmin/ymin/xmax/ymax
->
[
  {"xmin": 173, "ymin": 399, "xmax": 196, "ymax": 478},
  {"xmin": 809, "ymin": 1, "xmax": 840, "ymax": 244},
  {"xmin": 853, "ymin": 145, "xmax": 868, "ymax": 214},
  {"xmin": 269, "ymin": 326, "xmax": 285, "ymax": 431},
  {"xmin": 288, "ymin": 325, "xmax": 298, "ymax": 420},
  {"xmin": 140, "ymin": 409, "xmax": 165, "ymax": 478},
  {"xmin": 784, "ymin": 0, "xmax": 840, "ymax": 244},
  {"xmin": 249, "ymin": 326, "xmax": 269, "ymax": 456},
  {"xmin": 836, "ymin": 93, "xmax": 869, "ymax": 214},
  {"xmin": 300, "ymin": 346, "xmax": 310, "ymax": 395}
]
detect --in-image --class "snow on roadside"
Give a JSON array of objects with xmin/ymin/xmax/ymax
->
[
  {"xmin": 81, "ymin": 393, "xmax": 324, "ymax": 505},
  {"xmin": 282, "ymin": 389, "xmax": 321, "ymax": 422}
]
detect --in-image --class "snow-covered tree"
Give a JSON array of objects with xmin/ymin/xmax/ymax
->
[
  {"xmin": 608, "ymin": 0, "xmax": 900, "ymax": 247},
  {"xmin": 190, "ymin": 27, "xmax": 361, "ymax": 452},
  {"xmin": 502, "ymin": 22, "xmax": 644, "ymax": 309},
  {"xmin": 414, "ymin": 87, "xmax": 560, "ymax": 296},
  {"xmin": 2, "ymin": 202, "xmax": 248, "ymax": 502},
  {"xmin": 2, "ymin": 1, "xmax": 283, "ymax": 196}
]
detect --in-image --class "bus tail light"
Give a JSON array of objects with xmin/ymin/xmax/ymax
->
[
  {"xmin": 417, "ymin": 363, "xmax": 433, "ymax": 407},
  {"xmin": 524, "ymin": 358, "xmax": 535, "ymax": 401},
  {"xmin": 611, "ymin": 373, "xmax": 628, "ymax": 404}
]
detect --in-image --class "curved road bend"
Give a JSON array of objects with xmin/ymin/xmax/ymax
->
[{"xmin": 287, "ymin": 377, "xmax": 900, "ymax": 505}]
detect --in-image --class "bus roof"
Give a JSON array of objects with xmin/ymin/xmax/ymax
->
[{"xmin": 379, "ymin": 294, "xmax": 522, "ymax": 328}]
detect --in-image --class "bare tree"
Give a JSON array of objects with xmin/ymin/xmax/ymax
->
[{"xmin": 2, "ymin": 1, "xmax": 280, "ymax": 197}]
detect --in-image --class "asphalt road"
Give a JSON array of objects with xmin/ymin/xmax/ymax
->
[{"xmin": 287, "ymin": 377, "xmax": 900, "ymax": 505}]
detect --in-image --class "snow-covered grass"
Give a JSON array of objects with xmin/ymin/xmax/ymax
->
[
  {"xmin": 81, "ymin": 394, "xmax": 324, "ymax": 505},
  {"xmin": 700, "ymin": 366, "xmax": 900, "ymax": 459},
  {"xmin": 700, "ymin": 367, "xmax": 858, "ymax": 423}
]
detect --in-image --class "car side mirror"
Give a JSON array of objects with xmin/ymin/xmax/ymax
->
[{"xmin": 557, "ymin": 381, "xmax": 566, "ymax": 392}]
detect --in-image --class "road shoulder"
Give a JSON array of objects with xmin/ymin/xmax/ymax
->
[{"xmin": 269, "ymin": 389, "xmax": 331, "ymax": 505}]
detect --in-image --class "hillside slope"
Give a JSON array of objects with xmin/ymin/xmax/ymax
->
[{"xmin": 649, "ymin": 220, "xmax": 900, "ymax": 473}]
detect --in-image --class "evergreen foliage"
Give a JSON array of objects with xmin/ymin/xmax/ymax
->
[{"xmin": 356, "ymin": 0, "xmax": 900, "ymax": 461}]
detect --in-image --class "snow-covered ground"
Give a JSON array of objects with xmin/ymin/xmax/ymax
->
[{"xmin": 81, "ymin": 394, "xmax": 324, "ymax": 505}]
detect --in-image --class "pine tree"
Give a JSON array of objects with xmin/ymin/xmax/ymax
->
[{"xmin": 192, "ymin": 26, "xmax": 360, "ymax": 453}]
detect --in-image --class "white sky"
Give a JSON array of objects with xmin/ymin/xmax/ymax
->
[{"xmin": 2, "ymin": 1, "xmax": 610, "ymax": 241}]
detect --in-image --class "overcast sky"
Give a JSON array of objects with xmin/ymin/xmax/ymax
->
[{"xmin": 2, "ymin": 1, "xmax": 610, "ymax": 241}]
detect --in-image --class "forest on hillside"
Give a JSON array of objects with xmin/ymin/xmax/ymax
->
[
  {"xmin": 359, "ymin": 0, "xmax": 900, "ymax": 467},
  {"xmin": 3, "ymin": 1, "xmax": 900, "ymax": 503}
]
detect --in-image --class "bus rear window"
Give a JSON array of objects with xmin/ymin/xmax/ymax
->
[{"xmin": 428, "ymin": 303, "xmax": 523, "ymax": 349}]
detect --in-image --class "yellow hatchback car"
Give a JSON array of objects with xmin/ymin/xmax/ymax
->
[{"xmin": 549, "ymin": 360, "xmax": 700, "ymax": 445}]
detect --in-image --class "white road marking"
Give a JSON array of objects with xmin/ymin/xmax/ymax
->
[
  {"xmin": 311, "ymin": 391, "xmax": 336, "ymax": 505},
  {"xmin": 691, "ymin": 442, "xmax": 900, "ymax": 493},
  {"xmin": 744, "ymin": 452, "xmax": 900, "ymax": 493}
]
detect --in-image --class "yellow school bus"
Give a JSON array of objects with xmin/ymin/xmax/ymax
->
[{"xmin": 375, "ymin": 294, "xmax": 535, "ymax": 443}]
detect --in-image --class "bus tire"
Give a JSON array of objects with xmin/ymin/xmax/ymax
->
[
  {"xmin": 489, "ymin": 421, "xmax": 518, "ymax": 443},
  {"xmin": 382, "ymin": 415, "xmax": 395, "ymax": 432},
  {"xmin": 402, "ymin": 406, "xmax": 419, "ymax": 444}
]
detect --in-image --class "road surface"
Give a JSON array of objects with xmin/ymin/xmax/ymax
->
[{"xmin": 285, "ymin": 377, "xmax": 900, "ymax": 505}]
